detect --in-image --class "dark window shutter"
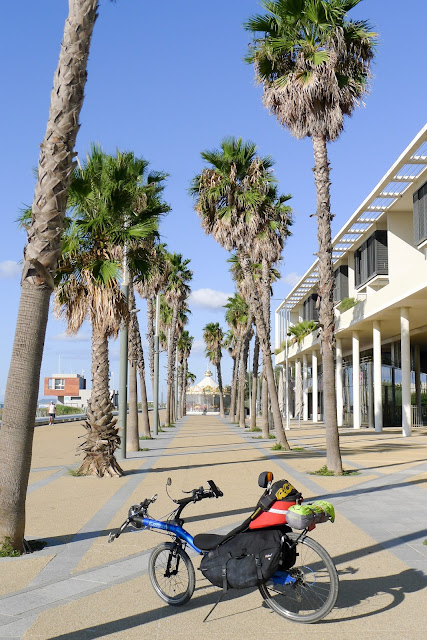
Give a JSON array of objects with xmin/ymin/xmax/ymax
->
[
  {"xmin": 333, "ymin": 265, "xmax": 348, "ymax": 303},
  {"xmin": 414, "ymin": 181, "xmax": 427, "ymax": 245},
  {"xmin": 375, "ymin": 230, "xmax": 388, "ymax": 274},
  {"xmin": 354, "ymin": 251, "xmax": 361, "ymax": 287}
]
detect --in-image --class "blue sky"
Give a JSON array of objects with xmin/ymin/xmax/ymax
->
[{"xmin": 1, "ymin": 0, "xmax": 426, "ymax": 401}]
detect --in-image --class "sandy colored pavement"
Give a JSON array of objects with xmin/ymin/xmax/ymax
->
[{"xmin": 0, "ymin": 415, "xmax": 426, "ymax": 640}]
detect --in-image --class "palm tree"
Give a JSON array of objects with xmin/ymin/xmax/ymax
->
[
  {"xmin": 224, "ymin": 293, "xmax": 252, "ymax": 426},
  {"xmin": 177, "ymin": 330, "xmax": 194, "ymax": 417},
  {"xmin": 164, "ymin": 254, "xmax": 192, "ymax": 426},
  {"xmin": 203, "ymin": 322, "xmax": 225, "ymax": 418},
  {"xmin": 223, "ymin": 329, "xmax": 239, "ymax": 420},
  {"xmin": 55, "ymin": 147, "xmax": 159, "ymax": 475},
  {"xmin": 245, "ymin": 0, "xmax": 376, "ymax": 472},
  {"xmin": 0, "ymin": 0, "xmax": 100, "ymax": 551},
  {"xmin": 191, "ymin": 139, "xmax": 290, "ymax": 448},
  {"xmin": 135, "ymin": 242, "xmax": 170, "ymax": 392}
]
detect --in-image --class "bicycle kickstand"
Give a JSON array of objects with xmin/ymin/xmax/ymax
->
[{"xmin": 203, "ymin": 590, "xmax": 227, "ymax": 623}]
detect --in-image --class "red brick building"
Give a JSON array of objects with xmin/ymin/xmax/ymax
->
[{"xmin": 44, "ymin": 374, "xmax": 87, "ymax": 405}]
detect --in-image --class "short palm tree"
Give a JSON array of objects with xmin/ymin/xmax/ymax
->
[
  {"xmin": 192, "ymin": 139, "xmax": 290, "ymax": 448},
  {"xmin": 203, "ymin": 322, "xmax": 225, "ymax": 418},
  {"xmin": 0, "ymin": 0, "xmax": 100, "ymax": 550},
  {"xmin": 55, "ymin": 147, "xmax": 159, "ymax": 476},
  {"xmin": 245, "ymin": 0, "xmax": 376, "ymax": 472}
]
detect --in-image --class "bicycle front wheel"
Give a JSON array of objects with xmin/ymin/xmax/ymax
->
[
  {"xmin": 149, "ymin": 542, "xmax": 195, "ymax": 606},
  {"xmin": 259, "ymin": 532, "xmax": 339, "ymax": 624}
]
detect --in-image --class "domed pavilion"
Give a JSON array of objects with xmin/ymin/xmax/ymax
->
[{"xmin": 186, "ymin": 367, "xmax": 230, "ymax": 414}]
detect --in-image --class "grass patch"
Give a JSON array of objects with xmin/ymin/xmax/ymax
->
[
  {"xmin": 139, "ymin": 435, "xmax": 153, "ymax": 440},
  {"xmin": 0, "ymin": 538, "xmax": 21, "ymax": 557},
  {"xmin": 68, "ymin": 468, "xmax": 87, "ymax": 477},
  {"xmin": 292, "ymin": 447, "xmax": 306, "ymax": 452},
  {"xmin": 252, "ymin": 434, "xmax": 276, "ymax": 440},
  {"xmin": 271, "ymin": 443, "xmax": 290, "ymax": 451},
  {"xmin": 423, "ymin": 540, "xmax": 427, "ymax": 546},
  {"xmin": 309, "ymin": 465, "xmax": 360, "ymax": 476},
  {"xmin": 249, "ymin": 427, "xmax": 261, "ymax": 432},
  {"xmin": 139, "ymin": 447, "xmax": 149, "ymax": 452},
  {"xmin": 162, "ymin": 423, "xmax": 175, "ymax": 428}
]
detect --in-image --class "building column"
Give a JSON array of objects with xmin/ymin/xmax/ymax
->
[
  {"xmin": 373, "ymin": 321, "xmax": 383, "ymax": 432},
  {"xmin": 312, "ymin": 350, "xmax": 318, "ymax": 423},
  {"xmin": 352, "ymin": 331, "xmax": 361, "ymax": 429},
  {"xmin": 302, "ymin": 354, "xmax": 308, "ymax": 421},
  {"xmin": 401, "ymin": 308, "xmax": 411, "ymax": 437},
  {"xmin": 274, "ymin": 311, "xmax": 281, "ymax": 351},
  {"xmin": 295, "ymin": 359, "xmax": 302, "ymax": 420},
  {"xmin": 414, "ymin": 344, "xmax": 421, "ymax": 425},
  {"xmin": 336, "ymin": 338, "xmax": 343, "ymax": 427}
]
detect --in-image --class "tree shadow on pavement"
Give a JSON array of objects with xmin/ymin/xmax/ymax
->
[
  {"xmin": 48, "ymin": 587, "xmax": 262, "ymax": 640},
  {"xmin": 331, "ymin": 566, "xmax": 426, "ymax": 622}
]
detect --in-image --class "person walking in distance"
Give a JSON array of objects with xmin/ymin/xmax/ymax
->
[{"xmin": 48, "ymin": 401, "xmax": 56, "ymax": 425}]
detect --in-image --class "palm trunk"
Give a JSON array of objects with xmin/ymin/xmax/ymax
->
[
  {"xmin": 166, "ymin": 306, "xmax": 179, "ymax": 425},
  {"xmin": 261, "ymin": 368, "xmax": 269, "ymax": 439},
  {"xmin": 127, "ymin": 361, "xmax": 139, "ymax": 451},
  {"xmin": 216, "ymin": 360, "xmax": 225, "ymax": 418},
  {"xmin": 0, "ymin": 284, "xmax": 50, "ymax": 550},
  {"xmin": 0, "ymin": 0, "xmax": 99, "ymax": 550},
  {"xmin": 129, "ymin": 286, "xmax": 150, "ymax": 439},
  {"xmin": 78, "ymin": 327, "xmax": 123, "ymax": 477},
  {"xmin": 146, "ymin": 298, "xmax": 155, "ymax": 392},
  {"xmin": 238, "ymin": 323, "xmax": 252, "ymax": 428},
  {"xmin": 312, "ymin": 134, "xmax": 343, "ymax": 474},
  {"xmin": 183, "ymin": 358, "xmax": 189, "ymax": 416},
  {"xmin": 239, "ymin": 252, "xmax": 290, "ymax": 449},
  {"xmin": 229, "ymin": 344, "xmax": 240, "ymax": 422},
  {"xmin": 250, "ymin": 334, "xmax": 260, "ymax": 430}
]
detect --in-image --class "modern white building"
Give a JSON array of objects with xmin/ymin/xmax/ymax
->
[{"xmin": 275, "ymin": 124, "xmax": 427, "ymax": 436}]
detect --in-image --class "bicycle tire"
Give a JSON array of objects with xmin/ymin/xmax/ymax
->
[
  {"xmin": 259, "ymin": 532, "xmax": 339, "ymax": 623},
  {"xmin": 149, "ymin": 542, "xmax": 195, "ymax": 606}
]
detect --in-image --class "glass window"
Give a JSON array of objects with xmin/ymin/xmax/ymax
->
[{"xmin": 54, "ymin": 379, "xmax": 65, "ymax": 390}]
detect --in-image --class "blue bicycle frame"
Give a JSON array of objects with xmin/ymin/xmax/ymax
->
[{"xmin": 137, "ymin": 516, "xmax": 202, "ymax": 554}]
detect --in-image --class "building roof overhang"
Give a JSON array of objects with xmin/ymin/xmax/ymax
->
[{"xmin": 276, "ymin": 124, "xmax": 427, "ymax": 315}]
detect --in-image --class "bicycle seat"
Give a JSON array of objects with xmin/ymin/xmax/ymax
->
[
  {"xmin": 193, "ymin": 516, "xmax": 252, "ymax": 551},
  {"xmin": 193, "ymin": 533, "xmax": 229, "ymax": 551}
]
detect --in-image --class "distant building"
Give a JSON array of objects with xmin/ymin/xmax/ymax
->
[{"xmin": 43, "ymin": 373, "xmax": 90, "ymax": 408}]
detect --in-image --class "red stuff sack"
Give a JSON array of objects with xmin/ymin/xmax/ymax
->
[{"xmin": 249, "ymin": 479, "xmax": 303, "ymax": 530}]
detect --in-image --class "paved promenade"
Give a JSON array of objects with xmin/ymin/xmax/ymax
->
[{"xmin": 0, "ymin": 415, "xmax": 426, "ymax": 639}]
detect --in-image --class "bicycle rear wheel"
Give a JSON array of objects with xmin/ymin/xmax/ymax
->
[
  {"xmin": 149, "ymin": 542, "xmax": 195, "ymax": 606},
  {"xmin": 259, "ymin": 532, "xmax": 338, "ymax": 623}
]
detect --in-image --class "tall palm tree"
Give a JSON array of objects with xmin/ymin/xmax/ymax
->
[
  {"xmin": 192, "ymin": 139, "xmax": 290, "ymax": 448},
  {"xmin": 203, "ymin": 322, "xmax": 225, "ymax": 418},
  {"xmin": 245, "ymin": 0, "xmax": 376, "ymax": 472},
  {"xmin": 135, "ymin": 242, "xmax": 170, "ymax": 392},
  {"xmin": 55, "ymin": 147, "xmax": 159, "ymax": 475},
  {"xmin": 164, "ymin": 253, "xmax": 192, "ymax": 425},
  {"xmin": 250, "ymin": 333, "xmax": 260, "ymax": 430},
  {"xmin": 224, "ymin": 293, "xmax": 251, "ymax": 425},
  {"xmin": 0, "ymin": 0, "xmax": 100, "ymax": 551},
  {"xmin": 223, "ymin": 329, "xmax": 239, "ymax": 421},
  {"xmin": 177, "ymin": 330, "xmax": 194, "ymax": 417}
]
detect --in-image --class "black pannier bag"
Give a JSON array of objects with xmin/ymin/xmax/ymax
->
[{"xmin": 200, "ymin": 529, "xmax": 282, "ymax": 591}]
